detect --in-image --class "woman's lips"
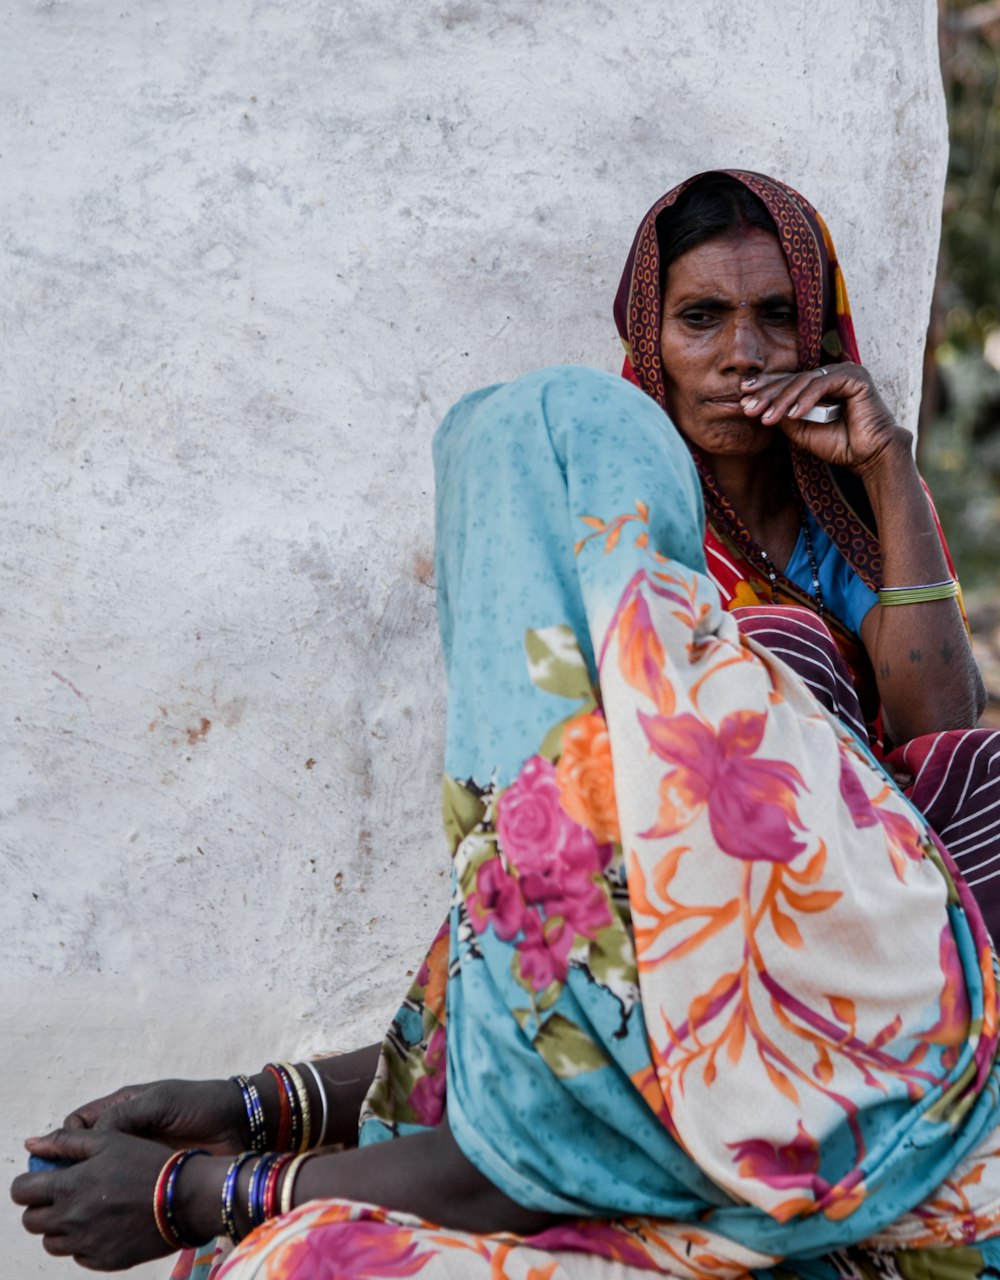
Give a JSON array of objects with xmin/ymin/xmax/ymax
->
[{"xmin": 704, "ymin": 396, "xmax": 746, "ymax": 414}]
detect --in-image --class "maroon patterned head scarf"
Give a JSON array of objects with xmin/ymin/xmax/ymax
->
[{"xmin": 613, "ymin": 169, "xmax": 881, "ymax": 590}]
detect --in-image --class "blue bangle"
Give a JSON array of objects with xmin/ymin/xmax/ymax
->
[
  {"xmin": 248, "ymin": 1152, "xmax": 278, "ymax": 1230},
  {"xmin": 230, "ymin": 1075, "xmax": 267, "ymax": 1153},
  {"xmin": 220, "ymin": 1152, "xmax": 256, "ymax": 1244}
]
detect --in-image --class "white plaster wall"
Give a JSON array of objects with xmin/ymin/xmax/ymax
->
[{"xmin": 1, "ymin": 2, "xmax": 946, "ymax": 1273}]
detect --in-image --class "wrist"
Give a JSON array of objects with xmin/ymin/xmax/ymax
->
[
  {"xmin": 854, "ymin": 430, "xmax": 914, "ymax": 487},
  {"xmin": 249, "ymin": 1069, "xmax": 283, "ymax": 1148},
  {"xmin": 172, "ymin": 1152, "xmax": 225, "ymax": 1246},
  {"xmin": 250, "ymin": 1062, "xmax": 314, "ymax": 1151}
]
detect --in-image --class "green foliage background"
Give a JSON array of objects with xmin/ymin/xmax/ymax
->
[{"xmin": 922, "ymin": 0, "xmax": 1000, "ymax": 589}]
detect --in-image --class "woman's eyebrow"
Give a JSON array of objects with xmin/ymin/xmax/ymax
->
[{"xmin": 669, "ymin": 290, "xmax": 796, "ymax": 310}]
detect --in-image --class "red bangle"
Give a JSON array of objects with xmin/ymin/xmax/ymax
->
[
  {"xmin": 264, "ymin": 1153, "xmax": 294, "ymax": 1220},
  {"xmin": 264, "ymin": 1063, "xmax": 293, "ymax": 1151},
  {"xmin": 153, "ymin": 1149, "xmax": 208, "ymax": 1251}
]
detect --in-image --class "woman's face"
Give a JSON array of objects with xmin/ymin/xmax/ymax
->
[{"xmin": 658, "ymin": 230, "xmax": 799, "ymax": 457}]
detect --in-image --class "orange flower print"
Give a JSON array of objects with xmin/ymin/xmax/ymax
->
[
  {"xmin": 555, "ymin": 711, "xmax": 620, "ymax": 844},
  {"xmin": 726, "ymin": 579, "xmax": 766, "ymax": 611},
  {"xmin": 617, "ymin": 592, "xmax": 675, "ymax": 716},
  {"xmin": 639, "ymin": 709, "xmax": 808, "ymax": 863}
]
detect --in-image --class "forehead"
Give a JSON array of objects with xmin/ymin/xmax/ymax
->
[{"xmin": 664, "ymin": 231, "xmax": 793, "ymax": 301}]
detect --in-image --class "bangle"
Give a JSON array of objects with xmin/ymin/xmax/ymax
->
[
  {"xmin": 299, "ymin": 1060, "xmax": 330, "ymax": 1148},
  {"xmin": 262, "ymin": 1152, "xmax": 295, "ymax": 1224},
  {"xmin": 278, "ymin": 1061, "xmax": 312, "ymax": 1152},
  {"xmin": 878, "ymin": 579, "xmax": 959, "ymax": 607},
  {"xmin": 279, "ymin": 1152, "xmax": 314, "ymax": 1216},
  {"xmin": 264, "ymin": 1063, "xmax": 294, "ymax": 1151},
  {"xmin": 230, "ymin": 1075, "xmax": 268, "ymax": 1153},
  {"xmin": 153, "ymin": 1148, "xmax": 208, "ymax": 1251},
  {"xmin": 247, "ymin": 1152, "xmax": 292, "ymax": 1231},
  {"xmin": 220, "ymin": 1151, "xmax": 257, "ymax": 1244},
  {"xmin": 246, "ymin": 1155, "xmax": 264, "ymax": 1228}
]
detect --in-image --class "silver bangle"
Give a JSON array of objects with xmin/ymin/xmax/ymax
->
[
  {"xmin": 299, "ymin": 1059, "xmax": 330, "ymax": 1148},
  {"xmin": 879, "ymin": 579, "xmax": 955, "ymax": 593}
]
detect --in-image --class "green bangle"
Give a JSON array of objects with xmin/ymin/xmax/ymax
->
[{"xmin": 878, "ymin": 580, "xmax": 959, "ymax": 607}]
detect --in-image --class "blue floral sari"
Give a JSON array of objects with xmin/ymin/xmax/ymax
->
[{"xmin": 187, "ymin": 367, "xmax": 1000, "ymax": 1280}]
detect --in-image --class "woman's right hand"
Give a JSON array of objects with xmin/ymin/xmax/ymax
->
[{"xmin": 62, "ymin": 1078, "xmax": 249, "ymax": 1155}]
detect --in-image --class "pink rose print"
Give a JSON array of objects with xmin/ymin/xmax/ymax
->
[
  {"xmin": 463, "ymin": 756, "xmax": 614, "ymax": 992},
  {"xmin": 466, "ymin": 857, "xmax": 528, "ymax": 941},
  {"xmin": 639, "ymin": 710, "xmax": 808, "ymax": 863},
  {"xmin": 498, "ymin": 755, "xmax": 613, "ymax": 934},
  {"xmin": 498, "ymin": 755, "xmax": 609, "ymax": 873},
  {"xmin": 408, "ymin": 1025, "xmax": 447, "ymax": 1127},
  {"xmin": 516, "ymin": 915, "xmax": 575, "ymax": 990}
]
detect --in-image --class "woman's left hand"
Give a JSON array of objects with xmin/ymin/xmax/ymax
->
[
  {"xmin": 11, "ymin": 1127, "xmax": 177, "ymax": 1270},
  {"xmin": 739, "ymin": 363, "xmax": 911, "ymax": 474}
]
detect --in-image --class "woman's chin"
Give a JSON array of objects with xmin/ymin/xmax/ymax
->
[{"xmin": 680, "ymin": 418, "xmax": 780, "ymax": 458}]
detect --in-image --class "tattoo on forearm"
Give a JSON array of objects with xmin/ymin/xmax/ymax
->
[
  {"xmin": 879, "ymin": 660, "xmax": 891, "ymax": 679},
  {"xmin": 909, "ymin": 648, "xmax": 923, "ymax": 664},
  {"xmin": 939, "ymin": 642, "xmax": 955, "ymax": 664}
]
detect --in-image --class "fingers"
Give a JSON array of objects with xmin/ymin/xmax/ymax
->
[
  {"xmin": 63, "ymin": 1083, "xmax": 147, "ymax": 1131},
  {"xmin": 41, "ymin": 1235, "xmax": 76, "ymax": 1259},
  {"xmin": 92, "ymin": 1082, "xmax": 181, "ymax": 1138},
  {"xmin": 740, "ymin": 364, "xmax": 867, "ymax": 425},
  {"xmin": 11, "ymin": 1171, "xmax": 55, "ymax": 1209},
  {"xmin": 20, "ymin": 1204, "xmax": 55, "ymax": 1233},
  {"xmin": 14, "ymin": 1129, "xmax": 175, "ymax": 1270},
  {"xmin": 25, "ymin": 1126, "xmax": 101, "ymax": 1163}
]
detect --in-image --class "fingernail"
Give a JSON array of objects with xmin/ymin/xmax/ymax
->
[
  {"xmin": 788, "ymin": 401, "xmax": 800, "ymax": 417},
  {"xmin": 742, "ymin": 397, "xmax": 758, "ymax": 410},
  {"xmin": 762, "ymin": 408, "xmax": 776, "ymax": 422},
  {"xmin": 742, "ymin": 376, "xmax": 757, "ymax": 388}
]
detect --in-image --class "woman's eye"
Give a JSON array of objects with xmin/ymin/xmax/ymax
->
[
  {"xmin": 681, "ymin": 311, "xmax": 716, "ymax": 328},
  {"xmin": 766, "ymin": 308, "xmax": 797, "ymax": 325}
]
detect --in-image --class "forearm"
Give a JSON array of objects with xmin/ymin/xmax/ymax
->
[
  {"xmin": 859, "ymin": 442, "xmax": 985, "ymax": 741},
  {"xmin": 177, "ymin": 1117, "xmax": 556, "ymax": 1241}
]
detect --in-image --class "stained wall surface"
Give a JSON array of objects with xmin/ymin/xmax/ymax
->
[{"xmin": 1, "ymin": 2, "xmax": 945, "ymax": 1274}]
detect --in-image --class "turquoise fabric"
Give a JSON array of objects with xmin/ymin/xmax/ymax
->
[{"xmin": 433, "ymin": 368, "xmax": 707, "ymax": 786}]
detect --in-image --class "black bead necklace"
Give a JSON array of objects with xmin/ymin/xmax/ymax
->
[{"xmin": 757, "ymin": 508, "xmax": 826, "ymax": 618}]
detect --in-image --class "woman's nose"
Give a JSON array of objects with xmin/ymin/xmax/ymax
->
[{"xmin": 723, "ymin": 317, "xmax": 766, "ymax": 374}]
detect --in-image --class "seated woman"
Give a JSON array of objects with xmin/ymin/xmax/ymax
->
[
  {"xmin": 615, "ymin": 170, "xmax": 1000, "ymax": 933},
  {"xmin": 12, "ymin": 363, "xmax": 1000, "ymax": 1280}
]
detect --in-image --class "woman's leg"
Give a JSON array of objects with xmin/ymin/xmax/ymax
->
[{"xmin": 891, "ymin": 729, "xmax": 1000, "ymax": 940}]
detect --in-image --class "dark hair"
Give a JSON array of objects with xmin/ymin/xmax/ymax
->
[{"xmin": 656, "ymin": 175, "xmax": 779, "ymax": 290}]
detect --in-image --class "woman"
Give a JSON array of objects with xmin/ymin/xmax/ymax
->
[
  {"xmin": 615, "ymin": 170, "xmax": 1000, "ymax": 933},
  {"xmin": 12, "ymin": 364, "xmax": 1000, "ymax": 1280}
]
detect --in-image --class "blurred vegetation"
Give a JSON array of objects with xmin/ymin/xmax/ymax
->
[{"xmin": 920, "ymin": 0, "xmax": 1000, "ymax": 589}]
